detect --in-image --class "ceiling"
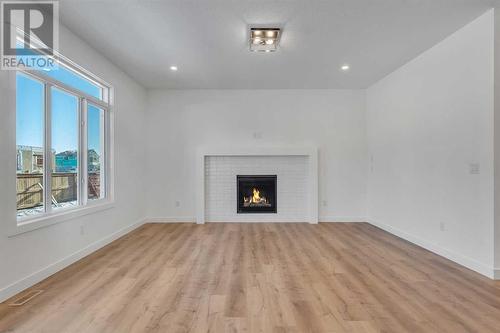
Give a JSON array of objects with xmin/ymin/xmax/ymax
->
[{"xmin": 59, "ymin": 0, "xmax": 495, "ymax": 89}]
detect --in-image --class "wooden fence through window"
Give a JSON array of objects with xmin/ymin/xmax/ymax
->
[{"xmin": 16, "ymin": 173, "xmax": 101, "ymax": 210}]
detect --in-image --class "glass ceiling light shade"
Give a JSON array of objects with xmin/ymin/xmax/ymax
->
[{"xmin": 249, "ymin": 28, "xmax": 281, "ymax": 52}]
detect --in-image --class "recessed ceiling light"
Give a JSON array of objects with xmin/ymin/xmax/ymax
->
[
  {"xmin": 341, "ymin": 64, "xmax": 350, "ymax": 71},
  {"xmin": 170, "ymin": 65, "xmax": 178, "ymax": 71},
  {"xmin": 249, "ymin": 27, "xmax": 281, "ymax": 52}
]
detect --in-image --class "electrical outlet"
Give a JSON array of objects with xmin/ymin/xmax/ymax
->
[
  {"xmin": 322, "ymin": 200, "xmax": 327, "ymax": 207},
  {"xmin": 439, "ymin": 222, "xmax": 446, "ymax": 232},
  {"xmin": 469, "ymin": 163, "xmax": 480, "ymax": 175},
  {"xmin": 175, "ymin": 200, "xmax": 181, "ymax": 207},
  {"xmin": 253, "ymin": 131, "xmax": 263, "ymax": 139}
]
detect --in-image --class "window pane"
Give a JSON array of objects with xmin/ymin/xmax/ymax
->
[
  {"xmin": 87, "ymin": 104, "xmax": 105, "ymax": 200},
  {"xmin": 16, "ymin": 73, "xmax": 45, "ymax": 218},
  {"xmin": 51, "ymin": 88, "xmax": 79, "ymax": 210},
  {"xmin": 42, "ymin": 65, "xmax": 102, "ymax": 100},
  {"xmin": 17, "ymin": 38, "xmax": 104, "ymax": 100}
]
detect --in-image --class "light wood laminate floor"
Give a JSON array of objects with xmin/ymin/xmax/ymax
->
[{"xmin": 1, "ymin": 223, "xmax": 500, "ymax": 332}]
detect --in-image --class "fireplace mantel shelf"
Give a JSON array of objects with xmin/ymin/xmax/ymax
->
[{"xmin": 196, "ymin": 146, "xmax": 319, "ymax": 224}]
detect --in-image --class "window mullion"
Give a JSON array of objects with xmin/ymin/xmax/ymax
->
[
  {"xmin": 106, "ymin": 108, "xmax": 112, "ymax": 201},
  {"xmin": 44, "ymin": 83, "xmax": 52, "ymax": 214},
  {"xmin": 100, "ymin": 107, "xmax": 106, "ymax": 199},
  {"xmin": 80, "ymin": 98, "xmax": 88, "ymax": 206}
]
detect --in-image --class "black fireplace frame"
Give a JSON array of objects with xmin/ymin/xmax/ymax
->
[{"xmin": 237, "ymin": 175, "xmax": 277, "ymax": 214}]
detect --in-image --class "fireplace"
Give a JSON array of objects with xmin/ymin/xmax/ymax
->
[{"xmin": 237, "ymin": 175, "xmax": 277, "ymax": 214}]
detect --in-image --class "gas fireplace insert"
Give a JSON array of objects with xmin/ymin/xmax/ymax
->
[{"xmin": 237, "ymin": 175, "xmax": 277, "ymax": 214}]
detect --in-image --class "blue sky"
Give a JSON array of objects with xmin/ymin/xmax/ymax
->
[{"xmin": 16, "ymin": 69, "xmax": 102, "ymax": 155}]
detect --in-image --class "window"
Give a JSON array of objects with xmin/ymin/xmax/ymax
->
[
  {"xmin": 16, "ymin": 57, "xmax": 111, "ymax": 222},
  {"xmin": 35, "ymin": 155, "xmax": 43, "ymax": 167}
]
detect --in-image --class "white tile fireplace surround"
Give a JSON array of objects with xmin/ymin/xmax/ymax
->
[{"xmin": 196, "ymin": 147, "xmax": 318, "ymax": 224}]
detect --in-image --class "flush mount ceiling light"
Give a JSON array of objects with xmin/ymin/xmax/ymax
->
[
  {"xmin": 170, "ymin": 65, "xmax": 178, "ymax": 71},
  {"xmin": 249, "ymin": 27, "xmax": 281, "ymax": 52},
  {"xmin": 340, "ymin": 64, "xmax": 350, "ymax": 71}
]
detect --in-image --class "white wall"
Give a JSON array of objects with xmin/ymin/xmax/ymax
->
[
  {"xmin": 145, "ymin": 89, "xmax": 366, "ymax": 222},
  {"xmin": 494, "ymin": 8, "xmax": 500, "ymax": 274},
  {"xmin": 366, "ymin": 10, "xmax": 495, "ymax": 277},
  {"xmin": 0, "ymin": 25, "xmax": 147, "ymax": 301}
]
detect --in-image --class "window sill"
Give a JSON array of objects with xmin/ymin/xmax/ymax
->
[{"xmin": 9, "ymin": 201, "xmax": 115, "ymax": 237}]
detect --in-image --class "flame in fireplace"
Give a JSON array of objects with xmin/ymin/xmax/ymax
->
[
  {"xmin": 252, "ymin": 188, "xmax": 261, "ymax": 203},
  {"xmin": 244, "ymin": 187, "xmax": 269, "ymax": 206}
]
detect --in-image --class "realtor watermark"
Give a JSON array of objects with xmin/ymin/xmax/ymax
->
[{"xmin": 1, "ymin": 0, "xmax": 59, "ymax": 70}]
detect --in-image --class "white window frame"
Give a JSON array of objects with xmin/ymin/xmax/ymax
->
[{"xmin": 11, "ymin": 53, "xmax": 115, "ymax": 236}]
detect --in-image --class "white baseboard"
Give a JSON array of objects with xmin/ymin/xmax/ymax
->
[
  {"xmin": 0, "ymin": 218, "xmax": 147, "ymax": 303},
  {"xmin": 319, "ymin": 216, "xmax": 366, "ymax": 222},
  {"xmin": 368, "ymin": 219, "xmax": 497, "ymax": 280},
  {"xmin": 207, "ymin": 220, "xmax": 308, "ymax": 223},
  {"xmin": 146, "ymin": 217, "xmax": 195, "ymax": 223},
  {"xmin": 147, "ymin": 216, "xmax": 366, "ymax": 223}
]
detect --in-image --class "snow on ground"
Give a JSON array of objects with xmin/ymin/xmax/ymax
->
[{"xmin": 17, "ymin": 201, "xmax": 78, "ymax": 218}]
